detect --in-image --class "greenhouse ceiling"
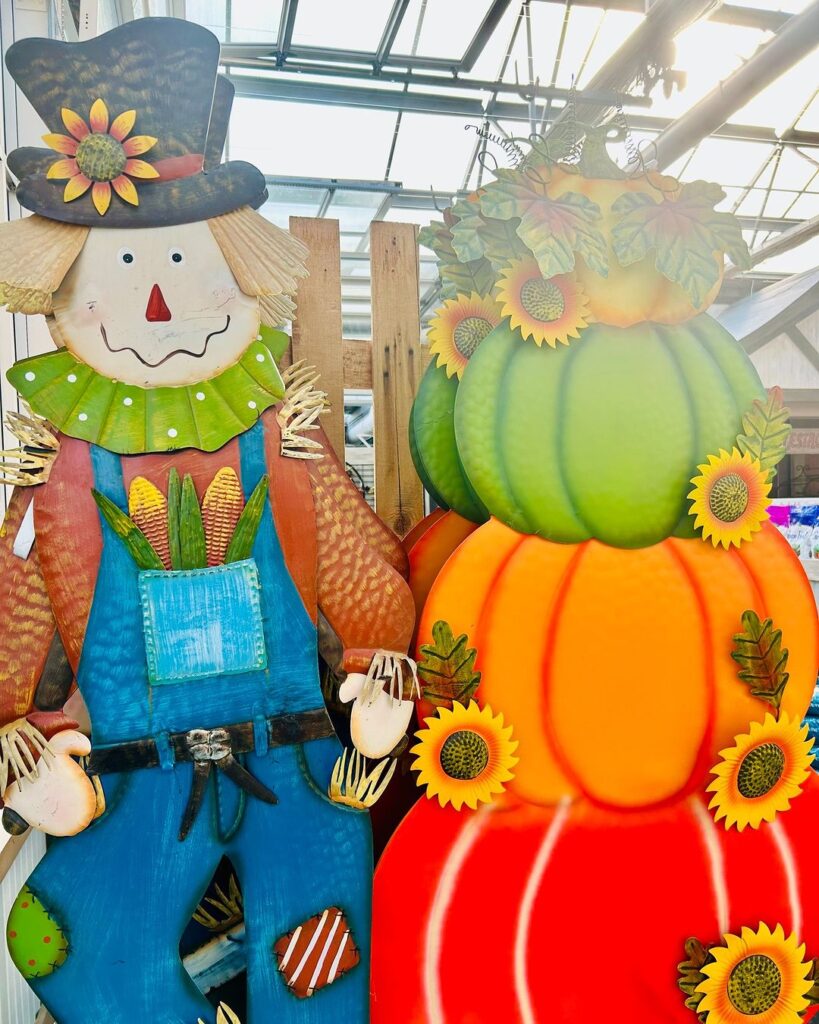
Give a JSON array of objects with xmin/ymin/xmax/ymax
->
[{"xmin": 91, "ymin": 0, "xmax": 819, "ymax": 336}]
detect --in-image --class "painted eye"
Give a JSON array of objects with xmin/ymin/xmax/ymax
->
[
  {"xmin": 168, "ymin": 248, "xmax": 185, "ymax": 266},
  {"xmin": 117, "ymin": 248, "xmax": 136, "ymax": 266}
]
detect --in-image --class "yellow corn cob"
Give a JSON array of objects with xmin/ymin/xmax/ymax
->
[
  {"xmin": 127, "ymin": 477, "xmax": 170, "ymax": 569},
  {"xmin": 202, "ymin": 467, "xmax": 244, "ymax": 566}
]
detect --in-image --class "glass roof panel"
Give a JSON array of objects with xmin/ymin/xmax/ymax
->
[
  {"xmin": 186, "ymin": 0, "xmax": 228, "ymax": 40},
  {"xmin": 230, "ymin": 0, "xmax": 283, "ymax": 43},
  {"xmin": 390, "ymin": 0, "xmax": 496, "ymax": 62},
  {"xmin": 229, "ymin": 97, "xmax": 397, "ymax": 178},
  {"xmin": 291, "ymin": 0, "xmax": 391, "ymax": 52},
  {"xmin": 386, "ymin": 111, "xmax": 482, "ymax": 190},
  {"xmin": 326, "ymin": 190, "xmax": 393, "ymax": 233}
]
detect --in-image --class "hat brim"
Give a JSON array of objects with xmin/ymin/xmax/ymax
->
[{"xmin": 12, "ymin": 158, "xmax": 267, "ymax": 227}]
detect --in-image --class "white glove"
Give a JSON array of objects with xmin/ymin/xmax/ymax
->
[
  {"xmin": 340, "ymin": 653, "xmax": 419, "ymax": 760},
  {"xmin": 3, "ymin": 730, "xmax": 99, "ymax": 837}
]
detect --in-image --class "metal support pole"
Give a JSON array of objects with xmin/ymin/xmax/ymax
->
[{"xmin": 648, "ymin": 0, "xmax": 819, "ymax": 168}]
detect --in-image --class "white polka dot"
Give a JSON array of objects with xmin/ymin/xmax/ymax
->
[
  {"xmin": 167, "ymin": 428, "xmax": 178, "ymax": 438},
  {"xmin": 247, "ymin": 400, "xmax": 257, "ymax": 410},
  {"xmin": 123, "ymin": 397, "xmax": 133, "ymax": 407},
  {"xmin": 195, "ymin": 391, "xmax": 205, "ymax": 401},
  {"xmin": 256, "ymin": 353, "xmax": 265, "ymax": 363},
  {"xmin": 24, "ymin": 371, "xmax": 35, "ymax": 382},
  {"xmin": 67, "ymin": 373, "xmax": 77, "ymax": 383},
  {"xmin": 78, "ymin": 412, "xmax": 88, "ymax": 422},
  {"xmin": 256, "ymin": 334, "xmax": 262, "ymax": 341}
]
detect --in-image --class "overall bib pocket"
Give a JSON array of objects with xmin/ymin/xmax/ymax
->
[{"xmin": 138, "ymin": 558, "xmax": 267, "ymax": 685}]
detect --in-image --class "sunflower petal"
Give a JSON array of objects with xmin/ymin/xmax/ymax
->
[
  {"xmin": 91, "ymin": 182, "xmax": 112, "ymax": 216},
  {"xmin": 47, "ymin": 158, "xmax": 79, "ymax": 180},
  {"xmin": 63, "ymin": 174, "xmax": 92, "ymax": 202},
  {"xmin": 124, "ymin": 159, "xmax": 160, "ymax": 180},
  {"xmin": 109, "ymin": 109, "xmax": 136, "ymax": 141},
  {"xmin": 89, "ymin": 98, "xmax": 110, "ymax": 134},
  {"xmin": 61, "ymin": 108, "xmax": 90, "ymax": 141},
  {"xmin": 42, "ymin": 133, "xmax": 79, "ymax": 156},
  {"xmin": 122, "ymin": 135, "xmax": 157, "ymax": 157},
  {"xmin": 111, "ymin": 175, "xmax": 139, "ymax": 207}
]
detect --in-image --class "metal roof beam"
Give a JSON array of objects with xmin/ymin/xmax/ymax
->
[
  {"xmin": 746, "ymin": 213, "xmax": 819, "ymax": 268},
  {"xmin": 221, "ymin": 53, "xmax": 653, "ymax": 105},
  {"xmin": 375, "ymin": 0, "xmax": 411, "ymax": 68},
  {"xmin": 230, "ymin": 74, "xmax": 819, "ymax": 147},
  {"xmin": 649, "ymin": 0, "xmax": 819, "ymax": 168},
  {"xmin": 460, "ymin": 0, "xmax": 515, "ymax": 72},
  {"xmin": 532, "ymin": 0, "xmax": 789, "ymax": 32}
]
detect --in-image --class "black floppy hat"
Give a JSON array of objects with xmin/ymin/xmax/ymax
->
[{"xmin": 5, "ymin": 17, "xmax": 267, "ymax": 227}]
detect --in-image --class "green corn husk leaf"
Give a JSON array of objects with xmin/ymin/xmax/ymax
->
[
  {"xmin": 731, "ymin": 609, "xmax": 790, "ymax": 711},
  {"xmin": 167, "ymin": 468, "xmax": 182, "ymax": 570},
  {"xmin": 179, "ymin": 474, "xmax": 207, "ymax": 570},
  {"xmin": 91, "ymin": 489, "xmax": 164, "ymax": 571},
  {"xmin": 225, "ymin": 475, "xmax": 269, "ymax": 563},
  {"xmin": 417, "ymin": 619, "xmax": 481, "ymax": 707},
  {"xmin": 736, "ymin": 386, "xmax": 792, "ymax": 479}
]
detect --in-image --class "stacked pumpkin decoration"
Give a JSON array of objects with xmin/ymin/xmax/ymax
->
[{"xmin": 374, "ymin": 126, "xmax": 819, "ymax": 1024}]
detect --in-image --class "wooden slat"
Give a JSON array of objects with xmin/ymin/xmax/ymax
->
[
  {"xmin": 288, "ymin": 217, "xmax": 345, "ymax": 456},
  {"xmin": 343, "ymin": 340, "xmax": 373, "ymax": 390},
  {"xmin": 0, "ymin": 831, "xmax": 30, "ymax": 886},
  {"xmin": 370, "ymin": 221, "xmax": 424, "ymax": 536}
]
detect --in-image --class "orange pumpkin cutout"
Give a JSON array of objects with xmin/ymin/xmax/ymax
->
[
  {"xmin": 542, "ymin": 165, "xmax": 723, "ymax": 326},
  {"xmin": 418, "ymin": 520, "xmax": 818, "ymax": 810}
]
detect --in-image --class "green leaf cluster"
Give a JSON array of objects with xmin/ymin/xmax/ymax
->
[{"xmin": 611, "ymin": 180, "xmax": 750, "ymax": 307}]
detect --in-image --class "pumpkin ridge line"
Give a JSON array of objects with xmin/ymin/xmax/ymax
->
[
  {"xmin": 553, "ymin": 332, "xmax": 592, "ymax": 539},
  {"xmin": 665, "ymin": 538, "xmax": 719, "ymax": 805},
  {"xmin": 659, "ymin": 322, "xmax": 702, "ymax": 533},
  {"xmin": 539, "ymin": 542, "xmax": 590, "ymax": 801}
]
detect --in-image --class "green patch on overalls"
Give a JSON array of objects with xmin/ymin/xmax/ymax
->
[{"xmin": 7, "ymin": 885, "xmax": 69, "ymax": 978}]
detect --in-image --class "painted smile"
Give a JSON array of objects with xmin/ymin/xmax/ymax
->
[{"xmin": 100, "ymin": 316, "xmax": 231, "ymax": 367}]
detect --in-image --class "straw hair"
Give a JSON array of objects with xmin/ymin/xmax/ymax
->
[
  {"xmin": 209, "ymin": 206, "xmax": 309, "ymax": 327},
  {"xmin": 0, "ymin": 215, "xmax": 89, "ymax": 314}
]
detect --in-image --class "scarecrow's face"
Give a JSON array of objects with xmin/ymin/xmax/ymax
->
[{"xmin": 50, "ymin": 221, "xmax": 260, "ymax": 387}]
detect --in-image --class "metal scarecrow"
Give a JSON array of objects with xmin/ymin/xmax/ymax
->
[{"xmin": 0, "ymin": 18, "xmax": 415, "ymax": 1023}]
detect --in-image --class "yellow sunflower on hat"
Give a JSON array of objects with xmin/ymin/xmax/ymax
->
[
  {"xmin": 695, "ymin": 923, "xmax": 812, "ymax": 1024},
  {"xmin": 707, "ymin": 712, "xmax": 814, "ymax": 832},
  {"xmin": 495, "ymin": 256, "xmax": 591, "ymax": 347},
  {"xmin": 410, "ymin": 701, "xmax": 518, "ymax": 811},
  {"xmin": 688, "ymin": 448, "xmax": 771, "ymax": 549},
  {"xmin": 44, "ymin": 98, "xmax": 159, "ymax": 215},
  {"xmin": 428, "ymin": 293, "xmax": 502, "ymax": 379}
]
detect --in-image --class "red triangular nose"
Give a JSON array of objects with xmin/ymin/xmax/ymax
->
[{"xmin": 145, "ymin": 283, "xmax": 171, "ymax": 322}]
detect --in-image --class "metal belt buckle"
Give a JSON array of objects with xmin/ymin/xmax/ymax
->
[{"xmin": 186, "ymin": 727, "xmax": 231, "ymax": 763}]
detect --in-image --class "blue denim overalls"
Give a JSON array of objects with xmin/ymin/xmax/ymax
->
[{"xmin": 22, "ymin": 421, "xmax": 372, "ymax": 1023}]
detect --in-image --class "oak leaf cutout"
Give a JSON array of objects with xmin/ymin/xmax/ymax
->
[
  {"xmin": 731, "ymin": 609, "xmax": 790, "ymax": 712},
  {"xmin": 417, "ymin": 620, "xmax": 481, "ymax": 707},
  {"xmin": 736, "ymin": 386, "xmax": 791, "ymax": 479}
]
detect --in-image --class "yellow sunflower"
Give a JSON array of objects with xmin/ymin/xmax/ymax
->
[
  {"xmin": 44, "ymin": 99, "xmax": 159, "ymax": 215},
  {"xmin": 688, "ymin": 448, "xmax": 771, "ymax": 549},
  {"xmin": 495, "ymin": 257, "xmax": 591, "ymax": 347},
  {"xmin": 696, "ymin": 923, "xmax": 812, "ymax": 1024},
  {"xmin": 707, "ymin": 712, "xmax": 814, "ymax": 832},
  {"xmin": 428, "ymin": 293, "xmax": 502, "ymax": 379},
  {"xmin": 410, "ymin": 700, "xmax": 518, "ymax": 811}
]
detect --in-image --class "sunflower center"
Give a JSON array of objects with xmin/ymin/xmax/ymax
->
[
  {"xmin": 519, "ymin": 277, "xmax": 566, "ymax": 323},
  {"xmin": 75, "ymin": 134, "xmax": 126, "ymax": 183},
  {"xmin": 708, "ymin": 473, "xmax": 749, "ymax": 523},
  {"xmin": 736, "ymin": 742, "xmax": 786, "ymax": 799},
  {"xmin": 453, "ymin": 317, "xmax": 494, "ymax": 359},
  {"xmin": 439, "ymin": 730, "xmax": 489, "ymax": 781},
  {"xmin": 727, "ymin": 954, "xmax": 782, "ymax": 1015}
]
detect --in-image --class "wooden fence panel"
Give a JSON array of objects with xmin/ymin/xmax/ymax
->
[
  {"xmin": 288, "ymin": 217, "xmax": 345, "ymax": 456},
  {"xmin": 370, "ymin": 221, "xmax": 424, "ymax": 537}
]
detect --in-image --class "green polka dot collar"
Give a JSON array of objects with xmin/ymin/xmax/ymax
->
[{"xmin": 7, "ymin": 327, "xmax": 288, "ymax": 455}]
